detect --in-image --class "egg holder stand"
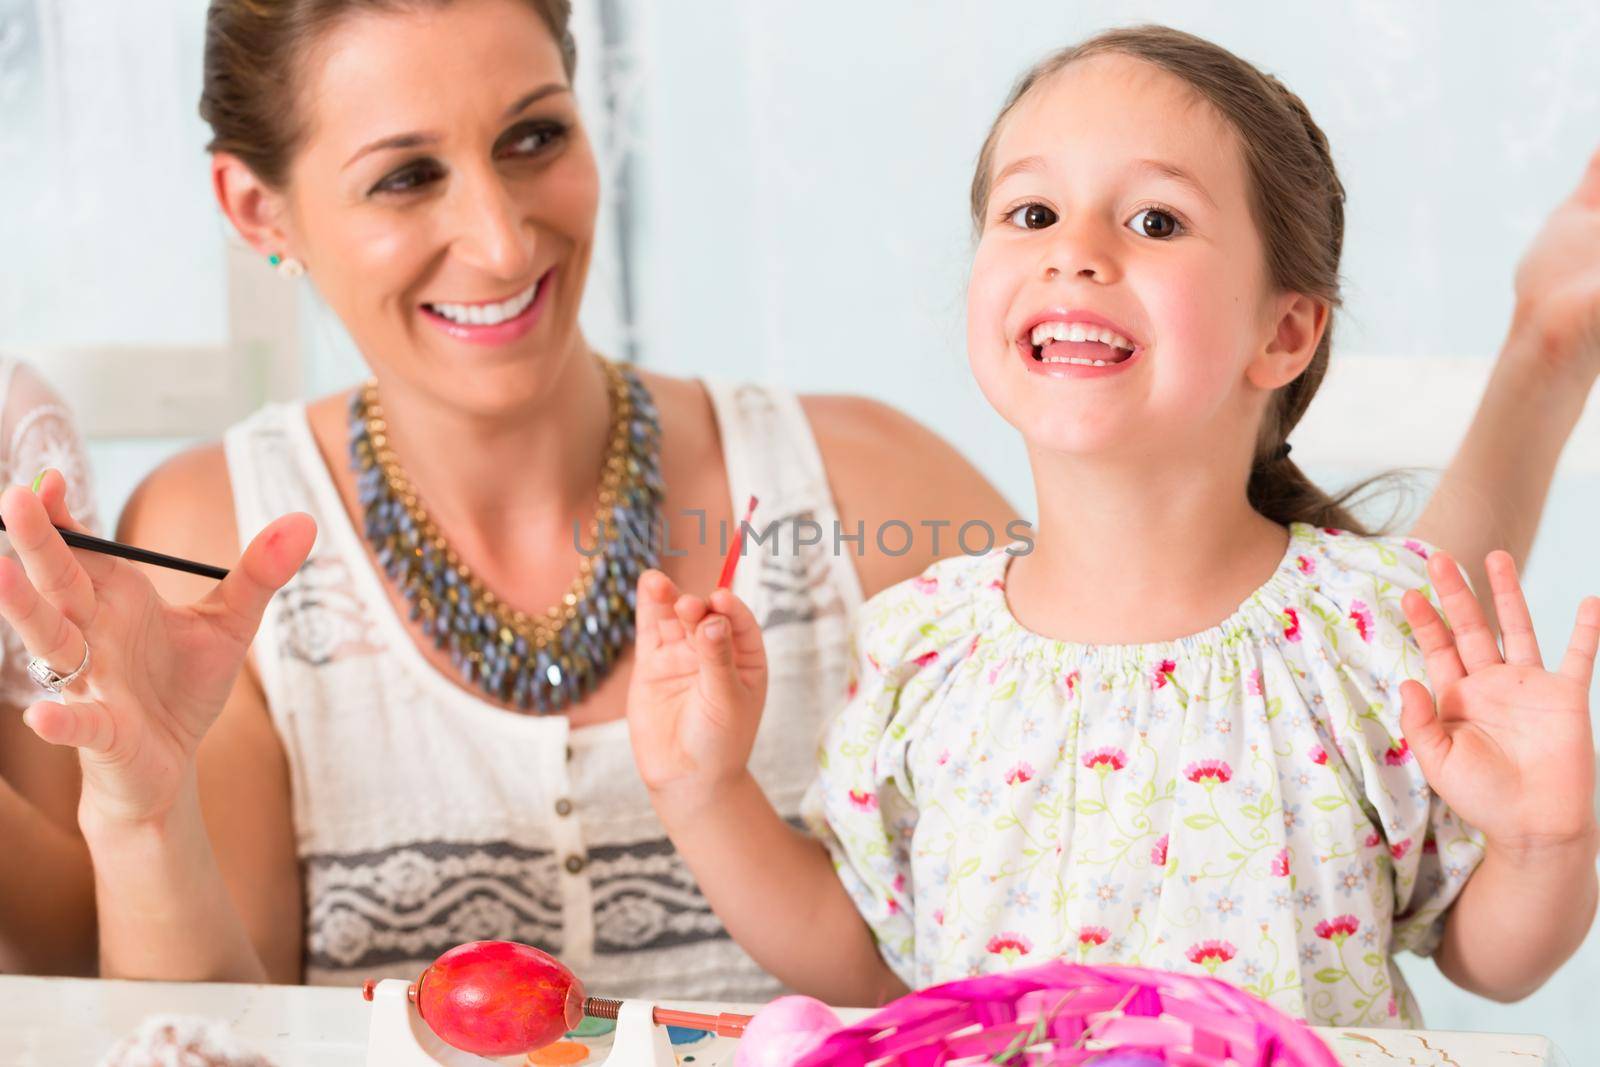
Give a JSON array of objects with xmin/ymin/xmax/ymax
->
[{"xmin": 365, "ymin": 978, "xmax": 738, "ymax": 1066}]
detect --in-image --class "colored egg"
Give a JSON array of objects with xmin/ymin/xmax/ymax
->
[
  {"xmin": 733, "ymin": 996, "xmax": 842, "ymax": 1067},
  {"xmin": 415, "ymin": 940, "xmax": 587, "ymax": 1057}
]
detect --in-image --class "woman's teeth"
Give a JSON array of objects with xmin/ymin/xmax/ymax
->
[
  {"xmin": 425, "ymin": 278, "xmax": 540, "ymax": 326},
  {"xmin": 1029, "ymin": 320, "xmax": 1136, "ymax": 350}
]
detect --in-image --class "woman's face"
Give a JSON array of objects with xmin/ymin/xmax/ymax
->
[{"xmin": 276, "ymin": 0, "xmax": 599, "ymax": 412}]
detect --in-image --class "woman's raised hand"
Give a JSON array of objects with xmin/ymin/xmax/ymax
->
[{"xmin": 0, "ymin": 471, "xmax": 314, "ymax": 826}]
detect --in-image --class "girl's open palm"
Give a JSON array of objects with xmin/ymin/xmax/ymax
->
[{"xmin": 1400, "ymin": 550, "xmax": 1600, "ymax": 849}]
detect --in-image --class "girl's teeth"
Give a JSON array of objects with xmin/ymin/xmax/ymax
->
[
  {"xmin": 428, "ymin": 278, "xmax": 541, "ymax": 326},
  {"xmin": 1040, "ymin": 356, "xmax": 1112, "ymax": 366},
  {"xmin": 1027, "ymin": 320, "xmax": 1135, "ymax": 350}
]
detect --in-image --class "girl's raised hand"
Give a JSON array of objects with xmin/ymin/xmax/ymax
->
[
  {"xmin": 626, "ymin": 569, "xmax": 768, "ymax": 810},
  {"xmin": 0, "ymin": 471, "xmax": 315, "ymax": 827},
  {"xmin": 1399, "ymin": 550, "xmax": 1600, "ymax": 852}
]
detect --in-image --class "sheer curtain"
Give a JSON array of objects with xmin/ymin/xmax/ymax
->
[{"xmin": 5, "ymin": 0, "xmax": 223, "ymax": 350}]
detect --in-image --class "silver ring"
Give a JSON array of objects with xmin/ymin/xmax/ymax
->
[{"xmin": 27, "ymin": 643, "xmax": 90, "ymax": 695}]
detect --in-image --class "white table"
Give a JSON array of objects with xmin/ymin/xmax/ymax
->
[{"xmin": 0, "ymin": 974, "xmax": 1568, "ymax": 1066}]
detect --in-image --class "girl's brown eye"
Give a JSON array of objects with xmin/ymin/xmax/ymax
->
[
  {"xmin": 1007, "ymin": 203, "xmax": 1058, "ymax": 230},
  {"xmin": 1128, "ymin": 208, "xmax": 1180, "ymax": 239}
]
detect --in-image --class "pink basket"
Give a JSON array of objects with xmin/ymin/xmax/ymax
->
[{"xmin": 793, "ymin": 961, "xmax": 1339, "ymax": 1066}]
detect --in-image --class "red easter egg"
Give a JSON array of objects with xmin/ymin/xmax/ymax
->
[{"xmin": 415, "ymin": 940, "xmax": 586, "ymax": 1057}]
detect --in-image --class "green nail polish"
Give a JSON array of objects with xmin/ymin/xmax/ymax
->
[{"xmin": 30, "ymin": 470, "xmax": 45, "ymax": 493}]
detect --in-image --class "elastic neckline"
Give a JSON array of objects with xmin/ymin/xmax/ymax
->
[{"xmin": 979, "ymin": 523, "xmax": 1318, "ymax": 664}]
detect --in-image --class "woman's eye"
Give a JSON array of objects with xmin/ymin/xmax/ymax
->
[
  {"xmin": 496, "ymin": 121, "xmax": 566, "ymax": 159},
  {"xmin": 1128, "ymin": 208, "xmax": 1181, "ymax": 239},
  {"xmin": 372, "ymin": 161, "xmax": 444, "ymax": 195},
  {"xmin": 1006, "ymin": 203, "xmax": 1058, "ymax": 230}
]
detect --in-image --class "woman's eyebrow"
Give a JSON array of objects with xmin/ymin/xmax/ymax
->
[
  {"xmin": 501, "ymin": 82, "xmax": 570, "ymax": 120},
  {"xmin": 342, "ymin": 83, "xmax": 571, "ymax": 170},
  {"xmin": 344, "ymin": 131, "xmax": 439, "ymax": 171}
]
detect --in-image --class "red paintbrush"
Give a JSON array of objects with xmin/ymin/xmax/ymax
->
[{"xmin": 716, "ymin": 495, "xmax": 759, "ymax": 591}]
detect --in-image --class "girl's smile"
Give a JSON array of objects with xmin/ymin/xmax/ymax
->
[{"xmin": 1016, "ymin": 308, "xmax": 1144, "ymax": 379}]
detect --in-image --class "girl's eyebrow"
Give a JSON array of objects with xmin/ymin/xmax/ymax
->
[
  {"xmin": 992, "ymin": 154, "xmax": 1047, "ymax": 187},
  {"xmin": 1127, "ymin": 158, "xmax": 1216, "ymax": 208},
  {"xmin": 992, "ymin": 154, "xmax": 1215, "ymax": 211}
]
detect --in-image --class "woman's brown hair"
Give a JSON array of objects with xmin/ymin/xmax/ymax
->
[
  {"xmin": 971, "ymin": 25, "xmax": 1375, "ymax": 533},
  {"xmin": 199, "ymin": 0, "xmax": 576, "ymax": 189}
]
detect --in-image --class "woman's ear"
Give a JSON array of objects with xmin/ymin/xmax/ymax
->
[
  {"xmin": 211, "ymin": 152, "xmax": 295, "ymax": 261},
  {"xmin": 1247, "ymin": 292, "xmax": 1328, "ymax": 389}
]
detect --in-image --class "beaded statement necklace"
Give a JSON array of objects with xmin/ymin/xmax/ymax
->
[{"xmin": 349, "ymin": 357, "xmax": 665, "ymax": 713}]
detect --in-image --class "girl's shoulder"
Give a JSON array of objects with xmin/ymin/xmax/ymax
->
[
  {"xmin": 1273, "ymin": 524, "xmax": 1439, "ymax": 684},
  {"xmin": 1286, "ymin": 523, "xmax": 1437, "ymax": 608},
  {"xmin": 852, "ymin": 546, "xmax": 1012, "ymax": 679}
]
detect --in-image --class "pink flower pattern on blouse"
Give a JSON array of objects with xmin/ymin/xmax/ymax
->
[{"xmin": 804, "ymin": 525, "xmax": 1483, "ymax": 1030}]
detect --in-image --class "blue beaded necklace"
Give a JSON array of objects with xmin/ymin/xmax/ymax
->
[{"xmin": 349, "ymin": 357, "xmax": 664, "ymax": 713}]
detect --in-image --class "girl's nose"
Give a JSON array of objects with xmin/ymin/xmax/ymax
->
[{"xmin": 1041, "ymin": 217, "xmax": 1119, "ymax": 284}]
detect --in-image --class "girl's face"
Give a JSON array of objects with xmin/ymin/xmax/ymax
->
[
  {"xmin": 264, "ymin": 0, "xmax": 599, "ymax": 413},
  {"xmin": 966, "ymin": 54, "xmax": 1314, "ymax": 464}
]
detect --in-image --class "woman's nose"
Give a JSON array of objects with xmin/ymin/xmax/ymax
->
[{"xmin": 450, "ymin": 169, "xmax": 537, "ymax": 281}]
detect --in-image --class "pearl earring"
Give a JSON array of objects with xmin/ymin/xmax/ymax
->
[{"xmin": 268, "ymin": 253, "xmax": 306, "ymax": 279}]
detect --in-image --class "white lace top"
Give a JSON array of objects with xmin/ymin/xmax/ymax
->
[
  {"xmin": 0, "ymin": 359, "xmax": 100, "ymax": 708},
  {"xmin": 224, "ymin": 380, "xmax": 863, "ymax": 998}
]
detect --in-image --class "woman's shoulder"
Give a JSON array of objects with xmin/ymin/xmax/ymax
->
[
  {"xmin": 649, "ymin": 368, "xmax": 1022, "ymax": 601},
  {"xmin": 122, "ymin": 394, "xmax": 336, "ymax": 580},
  {"xmin": 798, "ymin": 393, "xmax": 1020, "ymax": 599},
  {"xmin": 118, "ymin": 441, "xmax": 241, "ymax": 603}
]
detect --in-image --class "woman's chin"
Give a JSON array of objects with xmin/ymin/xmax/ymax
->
[{"xmin": 383, "ymin": 334, "xmax": 587, "ymax": 414}]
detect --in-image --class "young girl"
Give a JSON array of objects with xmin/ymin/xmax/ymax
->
[{"xmin": 627, "ymin": 26, "xmax": 1600, "ymax": 1028}]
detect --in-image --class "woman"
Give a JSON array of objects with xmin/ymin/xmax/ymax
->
[
  {"xmin": 1, "ymin": 0, "xmax": 1596, "ymax": 996},
  {"xmin": 0, "ymin": 359, "xmax": 97, "ymax": 974}
]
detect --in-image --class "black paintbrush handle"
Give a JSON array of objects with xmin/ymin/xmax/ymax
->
[{"xmin": 0, "ymin": 519, "xmax": 230, "ymax": 580}]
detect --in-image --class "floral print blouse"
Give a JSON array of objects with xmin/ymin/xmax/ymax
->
[{"xmin": 803, "ymin": 524, "xmax": 1483, "ymax": 1028}]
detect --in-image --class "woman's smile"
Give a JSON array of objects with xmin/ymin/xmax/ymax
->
[{"xmin": 418, "ymin": 266, "xmax": 556, "ymax": 346}]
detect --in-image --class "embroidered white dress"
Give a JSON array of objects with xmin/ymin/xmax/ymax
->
[
  {"xmin": 805, "ymin": 524, "xmax": 1483, "ymax": 1028},
  {"xmin": 226, "ymin": 380, "xmax": 862, "ymax": 998}
]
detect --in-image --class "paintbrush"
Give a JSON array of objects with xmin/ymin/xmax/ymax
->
[
  {"xmin": 0, "ymin": 518, "xmax": 230, "ymax": 580},
  {"xmin": 715, "ymin": 495, "xmax": 759, "ymax": 591}
]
